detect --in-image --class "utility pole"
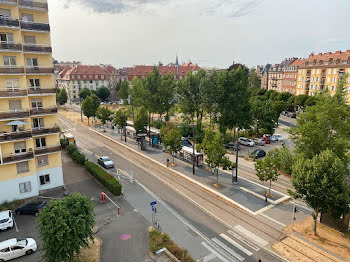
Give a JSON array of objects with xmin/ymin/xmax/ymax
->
[
  {"xmin": 124, "ymin": 108, "xmax": 127, "ymax": 142},
  {"xmin": 234, "ymin": 128, "xmax": 239, "ymax": 182},
  {"xmin": 192, "ymin": 117, "xmax": 195, "ymax": 175}
]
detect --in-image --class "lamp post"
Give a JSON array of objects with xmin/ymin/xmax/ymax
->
[{"xmin": 233, "ymin": 128, "xmax": 239, "ymax": 183}]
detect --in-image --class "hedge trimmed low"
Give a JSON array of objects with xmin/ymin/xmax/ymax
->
[
  {"xmin": 85, "ymin": 161, "xmax": 122, "ymax": 196},
  {"xmin": 66, "ymin": 146, "xmax": 86, "ymax": 166}
]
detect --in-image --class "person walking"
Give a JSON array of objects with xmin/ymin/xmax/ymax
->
[{"xmin": 166, "ymin": 159, "xmax": 170, "ymax": 167}]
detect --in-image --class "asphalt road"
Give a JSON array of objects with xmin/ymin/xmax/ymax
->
[{"xmin": 58, "ymin": 114, "xmax": 286, "ymax": 262}]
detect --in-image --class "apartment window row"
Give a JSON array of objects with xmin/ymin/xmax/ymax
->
[
  {"xmin": 3, "ymin": 78, "xmax": 41, "ymax": 90},
  {"xmin": 71, "ymin": 75, "xmax": 105, "ymax": 80},
  {"xmin": 2, "ymin": 56, "xmax": 44, "ymax": 67},
  {"xmin": 18, "ymin": 175, "xmax": 51, "ymax": 195}
]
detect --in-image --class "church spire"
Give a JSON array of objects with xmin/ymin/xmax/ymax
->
[{"xmin": 175, "ymin": 54, "xmax": 179, "ymax": 67}]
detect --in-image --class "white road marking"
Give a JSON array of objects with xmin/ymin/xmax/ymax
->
[
  {"xmin": 202, "ymin": 253, "xmax": 216, "ymax": 262},
  {"xmin": 259, "ymin": 213, "xmax": 286, "ymax": 228},
  {"xmin": 220, "ymin": 233, "xmax": 252, "ymax": 256},
  {"xmin": 234, "ymin": 225, "xmax": 268, "ymax": 246},
  {"xmin": 201, "ymin": 242, "xmax": 232, "ymax": 262},
  {"xmin": 212, "ymin": 238, "xmax": 244, "ymax": 261},
  {"xmin": 253, "ymin": 204, "xmax": 274, "ymax": 215},
  {"xmin": 227, "ymin": 230, "xmax": 259, "ymax": 251}
]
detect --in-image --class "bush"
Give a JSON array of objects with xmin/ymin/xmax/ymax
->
[
  {"xmin": 151, "ymin": 120, "xmax": 165, "ymax": 129},
  {"xmin": 67, "ymin": 145, "xmax": 76, "ymax": 155},
  {"xmin": 177, "ymin": 123, "xmax": 192, "ymax": 138},
  {"xmin": 60, "ymin": 139, "xmax": 68, "ymax": 149},
  {"xmin": 72, "ymin": 150, "xmax": 86, "ymax": 165},
  {"xmin": 268, "ymin": 147, "xmax": 294, "ymax": 175},
  {"xmin": 85, "ymin": 162, "xmax": 122, "ymax": 196}
]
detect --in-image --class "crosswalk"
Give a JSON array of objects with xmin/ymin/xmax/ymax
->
[{"xmin": 201, "ymin": 225, "xmax": 268, "ymax": 262}]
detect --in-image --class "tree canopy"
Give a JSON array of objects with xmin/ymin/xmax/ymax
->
[
  {"xmin": 162, "ymin": 126, "xmax": 183, "ymax": 164},
  {"xmin": 96, "ymin": 86, "xmax": 111, "ymax": 102},
  {"xmin": 78, "ymin": 88, "xmax": 91, "ymax": 100},
  {"xmin": 255, "ymin": 156, "xmax": 279, "ymax": 196},
  {"xmin": 96, "ymin": 106, "xmax": 112, "ymax": 127},
  {"xmin": 117, "ymin": 80, "xmax": 130, "ymax": 102},
  {"xmin": 56, "ymin": 88, "xmax": 68, "ymax": 105}
]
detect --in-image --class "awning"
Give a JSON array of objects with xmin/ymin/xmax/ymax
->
[{"xmin": 5, "ymin": 120, "xmax": 28, "ymax": 126}]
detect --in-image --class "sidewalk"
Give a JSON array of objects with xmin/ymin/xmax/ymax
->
[{"xmin": 95, "ymin": 126, "xmax": 289, "ymax": 215}]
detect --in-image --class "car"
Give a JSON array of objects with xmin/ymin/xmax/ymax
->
[
  {"xmin": 238, "ymin": 137, "xmax": 255, "ymax": 147},
  {"xmin": 0, "ymin": 238, "xmax": 37, "ymax": 261},
  {"xmin": 182, "ymin": 138, "xmax": 192, "ymax": 148},
  {"xmin": 273, "ymin": 134, "xmax": 284, "ymax": 142},
  {"xmin": 281, "ymin": 111, "xmax": 288, "ymax": 116},
  {"xmin": 97, "ymin": 156, "xmax": 114, "ymax": 169},
  {"xmin": 287, "ymin": 112, "xmax": 296, "ymax": 118},
  {"xmin": 251, "ymin": 149, "xmax": 266, "ymax": 159},
  {"xmin": 251, "ymin": 138, "xmax": 265, "ymax": 146},
  {"xmin": 263, "ymin": 134, "xmax": 276, "ymax": 142},
  {"xmin": 224, "ymin": 142, "xmax": 241, "ymax": 151},
  {"xmin": 15, "ymin": 201, "xmax": 46, "ymax": 216},
  {"xmin": 0, "ymin": 211, "xmax": 13, "ymax": 231}
]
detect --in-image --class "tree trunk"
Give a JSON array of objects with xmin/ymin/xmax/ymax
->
[
  {"xmin": 172, "ymin": 154, "xmax": 175, "ymax": 164},
  {"xmin": 192, "ymin": 117, "xmax": 195, "ymax": 175},
  {"xmin": 216, "ymin": 167, "xmax": 219, "ymax": 185},
  {"xmin": 148, "ymin": 112, "xmax": 151, "ymax": 145},
  {"xmin": 313, "ymin": 211, "xmax": 318, "ymax": 236},
  {"xmin": 269, "ymin": 179, "xmax": 272, "ymax": 196},
  {"xmin": 209, "ymin": 112, "xmax": 212, "ymax": 127},
  {"xmin": 235, "ymin": 128, "xmax": 239, "ymax": 182}
]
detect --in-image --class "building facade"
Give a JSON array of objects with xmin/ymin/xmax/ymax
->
[
  {"xmin": 282, "ymin": 59, "xmax": 304, "ymax": 94},
  {"xmin": 267, "ymin": 58, "xmax": 297, "ymax": 93},
  {"xmin": 56, "ymin": 64, "xmax": 118, "ymax": 103},
  {"xmin": 0, "ymin": 0, "xmax": 63, "ymax": 203},
  {"xmin": 257, "ymin": 64, "xmax": 271, "ymax": 90},
  {"xmin": 296, "ymin": 51, "xmax": 350, "ymax": 102}
]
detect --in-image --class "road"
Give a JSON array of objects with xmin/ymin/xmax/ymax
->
[{"xmin": 59, "ymin": 114, "xmax": 285, "ymax": 262}]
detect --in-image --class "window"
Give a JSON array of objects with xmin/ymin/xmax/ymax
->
[
  {"xmin": 316, "ymin": 69, "xmax": 319, "ymax": 74},
  {"xmin": 9, "ymin": 100, "xmax": 22, "ymax": 111},
  {"xmin": 327, "ymin": 77, "xmax": 330, "ymax": 83},
  {"xmin": 312, "ymin": 69, "xmax": 315, "ymax": 74},
  {"xmin": 89, "ymin": 75, "xmax": 92, "ymax": 80},
  {"xmin": 3, "ymin": 56, "xmax": 16, "ymax": 67},
  {"xmin": 39, "ymin": 174, "xmax": 50, "ymax": 185},
  {"xmin": 328, "ymin": 69, "xmax": 331, "ymax": 74},
  {"xmin": 14, "ymin": 141, "xmax": 26, "ymax": 154},
  {"xmin": 83, "ymin": 75, "xmax": 86, "ymax": 80},
  {"xmin": 312, "ymin": 77, "xmax": 315, "ymax": 82},
  {"xmin": 23, "ymin": 35, "xmax": 36, "ymax": 44},
  {"xmin": 71, "ymin": 75, "xmax": 75, "ymax": 80},
  {"xmin": 35, "ymin": 137, "xmax": 46, "ymax": 148},
  {"xmin": 17, "ymin": 162, "xmax": 29, "ymax": 174},
  {"xmin": 316, "ymin": 77, "xmax": 319, "ymax": 82},
  {"xmin": 19, "ymin": 181, "xmax": 31, "ymax": 193},
  {"xmin": 95, "ymin": 75, "xmax": 98, "ymax": 79},
  {"xmin": 333, "ymin": 77, "xmax": 336, "ymax": 83},
  {"xmin": 6, "ymin": 79, "xmax": 19, "ymax": 90},
  {"xmin": 331, "ymin": 86, "xmax": 335, "ymax": 91},
  {"xmin": 101, "ymin": 75, "xmax": 104, "ymax": 80},
  {"xmin": 0, "ymin": 32, "xmax": 14, "ymax": 43},
  {"xmin": 21, "ymin": 13, "xmax": 34, "ymax": 22},
  {"xmin": 0, "ymin": 8, "xmax": 11, "ymax": 18},
  {"xmin": 37, "ymin": 155, "xmax": 48, "ymax": 167},
  {"xmin": 77, "ymin": 75, "xmax": 80, "ymax": 80},
  {"xmin": 29, "ymin": 78, "xmax": 40, "ymax": 88},
  {"xmin": 333, "ymin": 69, "xmax": 337, "ymax": 74},
  {"xmin": 32, "ymin": 118, "xmax": 44, "ymax": 128},
  {"xmin": 31, "ymin": 98, "xmax": 42, "ymax": 109},
  {"xmin": 26, "ymin": 58, "xmax": 38, "ymax": 68}
]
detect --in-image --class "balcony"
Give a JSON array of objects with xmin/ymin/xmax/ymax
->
[
  {"xmin": 35, "ymin": 145, "xmax": 61, "ymax": 155},
  {"xmin": 19, "ymin": 0, "xmax": 48, "ymax": 12},
  {"xmin": 20, "ymin": 21, "xmax": 50, "ymax": 32},
  {"xmin": 32, "ymin": 126, "xmax": 59, "ymax": 136},
  {"xmin": 0, "ymin": 130, "xmax": 32, "ymax": 142},
  {"xmin": 0, "ymin": 42, "xmax": 22, "ymax": 52},
  {"xmin": 26, "ymin": 66, "xmax": 54, "ymax": 74},
  {"xmin": 0, "ymin": 0, "xmax": 17, "ymax": 5},
  {"xmin": 0, "ymin": 110, "xmax": 30, "ymax": 120},
  {"xmin": 28, "ymin": 87, "xmax": 56, "ymax": 95},
  {"xmin": 30, "ymin": 106, "xmax": 57, "ymax": 116},
  {"xmin": 2, "ymin": 151, "xmax": 34, "ymax": 164},
  {"xmin": 0, "ymin": 89, "xmax": 27, "ymax": 98},
  {"xmin": 0, "ymin": 17, "xmax": 20, "ymax": 29},
  {"xmin": 0, "ymin": 66, "xmax": 25, "ymax": 74},
  {"xmin": 23, "ymin": 43, "xmax": 52, "ymax": 53}
]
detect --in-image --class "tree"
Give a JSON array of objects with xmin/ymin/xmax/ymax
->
[
  {"xmin": 81, "ymin": 94, "xmax": 100, "ymax": 125},
  {"xmin": 255, "ymin": 156, "xmax": 279, "ymax": 196},
  {"xmin": 272, "ymin": 100, "xmax": 287, "ymax": 119},
  {"xmin": 267, "ymin": 147, "xmax": 294, "ymax": 175},
  {"xmin": 276, "ymin": 92, "xmax": 293, "ymax": 102},
  {"xmin": 96, "ymin": 86, "xmax": 111, "ymax": 102},
  {"xmin": 113, "ymin": 109, "xmax": 128, "ymax": 141},
  {"xmin": 38, "ymin": 193, "xmax": 95, "ymax": 262},
  {"xmin": 248, "ymin": 68, "xmax": 261, "ymax": 89},
  {"xmin": 90, "ymin": 93, "xmax": 101, "ymax": 120},
  {"xmin": 198, "ymin": 129, "xmax": 228, "ymax": 185},
  {"xmin": 250, "ymin": 97, "xmax": 277, "ymax": 136},
  {"xmin": 96, "ymin": 106, "xmax": 112, "ymax": 128},
  {"xmin": 290, "ymin": 94, "xmax": 350, "ymax": 162},
  {"xmin": 134, "ymin": 107, "xmax": 148, "ymax": 134},
  {"xmin": 202, "ymin": 71, "xmax": 219, "ymax": 127},
  {"xmin": 157, "ymin": 74, "xmax": 176, "ymax": 121},
  {"xmin": 117, "ymin": 80, "xmax": 129, "ymax": 103},
  {"xmin": 56, "ymin": 88, "xmax": 68, "ymax": 105},
  {"xmin": 162, "ymin": 127, "xmax": 182, "ymax": 164},
  {"xmin": 294, "ymin": 94, "xmax": 309, "ymax": 109},
  {"xmin": 78, "ymin": 88, "xmax": 91, "ymax": 100},
  {"xmin": 290, "ymin": 150, "xmax": 350, "ymax": 236}
]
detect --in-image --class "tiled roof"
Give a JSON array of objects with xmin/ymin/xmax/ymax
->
[
  {"xmin": 56, "ymin": 64, "xmax": 118, "ymax": 81},
  {"xmin": 290, "ymin": 59, "xmax": 305, "ymax": 67}
]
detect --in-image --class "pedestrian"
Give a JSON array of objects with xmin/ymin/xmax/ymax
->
[
  {"xmin": 166, "ymin": 158, "xmax": 170, "ymax": 167},
  {"xmin": 258, "ymin": 259, "xmax": 262, "ymax": 262},
  {"xmin": 121, "ymin": 188, "xmax": 124, "ymax": 197}
]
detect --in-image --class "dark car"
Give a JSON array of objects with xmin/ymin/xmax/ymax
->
[
  {"xmin": 224, "ymin": 142, "xmax": 240, "ymax": 151},
  {"xmin": 15, "ymin": 201, "xmax": 46, "ymax": 216},
  {"xmin": 97, "ymin": 156, "xmax": 114, "ymax": 169},
  {"xmin": 251, "ymin": 149, "xmax": 266, "ymax": 159},
  {"xmin": 182, "ymin": 138, "xmax": 192, "ymax": 148}
]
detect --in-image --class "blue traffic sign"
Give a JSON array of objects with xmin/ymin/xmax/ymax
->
[{"xmin": 150, "ymin": 201, "xmax": 157, "ymax": 206}]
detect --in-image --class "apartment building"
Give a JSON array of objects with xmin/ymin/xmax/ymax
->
[
  {"xmin": 56, "ymin": 64, "xmax": 118, "ymax": 103},
  {"xmin": 0, "ymin": 0, "xmax": 63, "ymax": 203},
  {"xmin": 296, "ymin": 51, "xmax": 350, "ymax": 102},
  {"xmin": 256, "ymin": 64, "xmax": 271, "ymax": 90},
  {"xmin": 267, "ymin": 58, "xmax": 297, "ymax": 93},
  {"xmin": 281, "ymin": 59, "xmax": 304, "ymax": 94}
]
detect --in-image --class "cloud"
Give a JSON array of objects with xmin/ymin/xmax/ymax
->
[{"xmin": 64, "ymin": 0, "xmax": 264, "ymax": 18}]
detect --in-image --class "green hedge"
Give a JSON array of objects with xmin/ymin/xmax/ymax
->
[
  {"xmin": 66, "ymin": 146, "xmax": 86, "ymax": 166},
  {"xmin": 85, "ymin": 162, "xmax": 122, "ymax": 196}
]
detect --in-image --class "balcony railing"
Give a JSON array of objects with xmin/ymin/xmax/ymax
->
[
  {"xmin": 2, "ymin": 151, "xmax": 34, "ymax": 164},
  {"xmin": 0, "ymin": 130, "xmax": 32, "ymax": 142},
  {"xmin": 0, "ymin": 89, "xmax": 27, "ymax": 97},
  {"xmin": 0, "ymin": 109, "xmax": 29, "ymax": 119},
  {"xmin": 28, "ymin": 87, "xmax": 56, "ymax": 95},
  {"xmin": 19, "ymin": 0, "xmax": 48, "ymax": 11},
  {"xmin": 20, "ymin": 21, "xmax": 50, "ymax": 32},
  {"xmin": 30, "ymin": 106, "xmax": 57, "ymax": 116},
  {"xmin": 26, "ymin": 66, "xmax": 54, "ymax": 74},
  {"xmin": 0, "ymin": 0, "xmax": 17, "ymax": 5},
  {"xmin": 0, "ymin": 66, "xmax": 25, "ymax": 74},
  {"xmin": 23, "ymin": 44, "xmax": 52, "ymax": 53},
  {"xmin": 0, "ymin": 42, "xmax": 22, "ymax": 51},
  {"xmin": 32, "ymin": 126, "xmax": 59, "ymax": 135},
  {"xmin": 35, "ymin": 145, "xmax": 61, "ymax": 155},
  {"xmin": 0, "ymin": 17, "xmax": 20, "ymax": 28}
]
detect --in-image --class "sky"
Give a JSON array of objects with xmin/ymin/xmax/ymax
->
[{"xmin": 48, "ymin": 0, "xmax": 350, "ymax": 69}]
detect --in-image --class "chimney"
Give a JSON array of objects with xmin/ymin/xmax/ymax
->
[
  {"xmin": 318, "ymin": 53, "xmax": 322, "ymax": 56},
  {"xmin": 336, "ymin": 50, "xmax": 341, "ymax": 54}
]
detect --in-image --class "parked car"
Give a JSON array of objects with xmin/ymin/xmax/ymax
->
[
  {"xmin": 273, "ymin": 134, "xmax": 284, "ymax": 142},
  {"xmin": 263, "ymin": 134, "xmax": 276, "ymax": 142},
  {"xmin": 15, "ymin": 201, "xmax": 46, "ymax": 216},
  {"xmin": 251, "ymin": 138, "xmax": 265, "ymax": 146},
  {"xmin": 0, "ymin": 211, "xmax": 13, "ymax": 231},
  {"xmin": 97, "ymin": 156, "xmax": 114, "ymax": 169},
  {"xmin": 0, "ymin": 238, "xmax": 37, "ymax": 261},
  {"xmin": 251, "ymin": 149, "xmax": 266, "ymax": 159},
  {"xmin": 182, "ymin": 138, "xmax": 192, "ymax": 148},
  {"xmin": 238, "ymin": 137, "xmax": 255, "ymax": 147},
  {"xmin": 224, "ymin": 142, "xmax": 241, "ymax": 151}
]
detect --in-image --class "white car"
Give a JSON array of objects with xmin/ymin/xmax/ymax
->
[
  {"xmin": 0, "ymin": 238, "xmax": 37, "ymax": 261},
  {"xmin": 273, "ymin": 134, "xmax": 284, "ymax": 142},
  {"xmin": 238, "ymin": 137, "xmax": 255, "ymax": 147},
  {"xmin": 0, "ymin": 211, "xmax": 13, "ymax": 231}
]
